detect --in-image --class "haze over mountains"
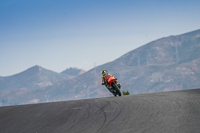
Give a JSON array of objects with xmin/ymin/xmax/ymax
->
[{"xmin": 1, "ymin": 29, "xmax": 200, "ymax": 106}]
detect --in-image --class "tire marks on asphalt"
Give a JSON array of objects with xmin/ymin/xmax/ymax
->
[{"xmin": 1, "ymin": 89, "xmax": 200, "ymax": 133}]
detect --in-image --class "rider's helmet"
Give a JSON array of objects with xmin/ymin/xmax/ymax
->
[{"xmin": 101, "ymin": 69, "xmax": 107, "ymax": 75}]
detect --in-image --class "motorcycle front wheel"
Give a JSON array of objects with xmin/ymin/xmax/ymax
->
[{"xmin": 112, "ymin": 83, "xmax": 122, "ymax": 96}]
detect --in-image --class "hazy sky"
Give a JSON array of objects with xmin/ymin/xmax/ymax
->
[{"xmin": 1, "ymin": 0, "xmax": 200, "ymax": 76}]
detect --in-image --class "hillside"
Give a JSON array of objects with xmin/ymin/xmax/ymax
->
[
  {"xmin": 1, "ymin": 89, "xmax": 200, "ymax": 133},
  {"xmin": 43, "ymin": 29, "xmax": 200, "ymax": 101}
]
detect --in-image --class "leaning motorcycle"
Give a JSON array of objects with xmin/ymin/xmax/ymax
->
[{"xmin": 106, "ymin": 76, "xmax": 122, "ymax": 97}]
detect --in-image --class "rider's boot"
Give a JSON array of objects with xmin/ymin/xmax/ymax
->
[
  {"xmin": 117, "ymin": 83, "xmax": 121, "ymax": 89},
  {"xmin": 115, "ymin": 79, "xmax": 121, "ymax": 89}
]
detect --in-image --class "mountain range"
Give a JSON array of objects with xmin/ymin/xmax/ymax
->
[
  {"xmin": 0, "ymin": 67, "xmax": 85, "ymax": 105},
  {"xmin": 1, "ymin": 29, "xmax": 200, "ymax": 106}
]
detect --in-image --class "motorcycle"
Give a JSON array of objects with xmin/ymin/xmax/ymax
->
[{"xmin": 106, "ymin": 76, "xmax": 122, "ymax": 97}]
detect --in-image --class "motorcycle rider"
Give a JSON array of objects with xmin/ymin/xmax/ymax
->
[{"xmin": 101, "ymin": 69, "xmax": 121, "ymax": 93}]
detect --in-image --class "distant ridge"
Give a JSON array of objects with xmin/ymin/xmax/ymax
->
[
  {"xmin": 0, "ymin": 65, "xmax": 85, "ymax": 106},
  {"xmin": 61, "ymin": 67, "xmax": 85, "ymax": 77}
]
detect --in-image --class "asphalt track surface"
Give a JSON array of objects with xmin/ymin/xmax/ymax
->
[{"xmin": 1, "ymin": 89, "xmax": 200, "ymax": 133}]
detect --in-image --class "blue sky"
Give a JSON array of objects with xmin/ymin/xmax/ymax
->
[{"xmin": 1, "ymin": 0, "xmax": 200, "ymax": 76}]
